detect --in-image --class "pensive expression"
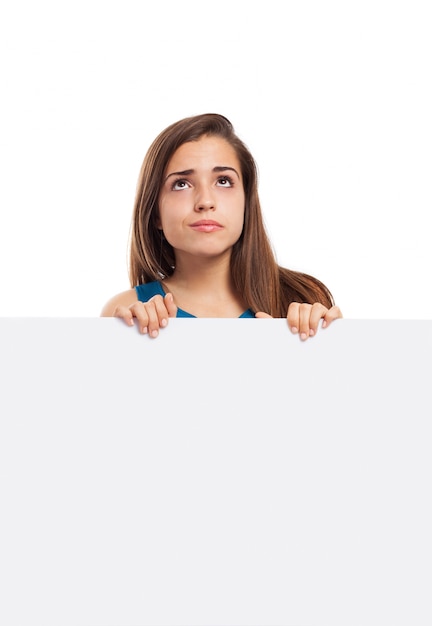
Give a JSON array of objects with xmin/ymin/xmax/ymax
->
[{"xmin": 157, "ymin": 135, "xmax": 245, "ymax": 262}]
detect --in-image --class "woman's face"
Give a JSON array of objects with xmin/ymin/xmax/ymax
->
[{"xmin": 157, "ymin": 135, "xmax": 245, "ymax": 263}]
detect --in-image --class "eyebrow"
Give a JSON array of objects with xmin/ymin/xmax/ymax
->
[{"xmin": 164, "ymin": 166, "xmax": 241, "ymax": 182}]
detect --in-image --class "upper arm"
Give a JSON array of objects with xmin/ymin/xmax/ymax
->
[{"xmin": 100, "ymin": 288, "xmax": 138, "ymax": 317}]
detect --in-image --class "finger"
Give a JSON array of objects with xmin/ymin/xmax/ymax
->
[
  {"xmin": 308, "ymin": 303, "xmax": 329, "ymax": 336},
  {"xmin": 113, "ymin": 304, "xmax": 135, "ymax": 327},
  {"xmin": 150, "ymin": 295, "xmax": 171, "ymax": 330},
  {"xmin": 298, "ymin": 303, "xmax": 319, "ymax": 340},
  {"xmin": 145, "ymin": 300, "xmax": 163, "ymax": 338},
  {"xmin": 164, "ymin": 293, "xmax": 178, "ymax": 318},
  {"xmin": 255, "ymin": 311, "xmax": 273, "ymax": 318},
  {"xmin": 322, "ymin": 305, "xmax": 343, "ymax": 328},
  {"xmin": 287, "ymin": 302, "xmax": 301, "ymax": 334},
  {"xmin": 128, "ymin": 302, "xmax": 150, "ymax": 334}
]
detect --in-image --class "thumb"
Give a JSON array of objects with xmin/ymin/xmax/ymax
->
[
  {"xmin": 164, "ymin": 292, "xmax": 178, "ymax": 317},
  {"xmin": 255, "ymin": 311, "xmax": 273, "ymax": 318}
]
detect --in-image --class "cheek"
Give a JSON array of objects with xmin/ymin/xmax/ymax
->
[
  {"xmin": 156, "ymin": 200, "xmax": 171, "ymax": 231},
  {"xmin": 157, "ymin": 208, "xmax": 174, "ymax": 235},
  {"xmin": 156, "ymin": 208, "xmax": 182, "ymax": 243},
  {"xmin": 236, "ymin": 215, "xmax": 245, "ymax": 238},
  {"xmin": 236, "ymin": 201, "xmax": 246, "ymax": 229},
  {"xmin": 158, "ymin": 194, "xmax": 187, "ymax": 224}
]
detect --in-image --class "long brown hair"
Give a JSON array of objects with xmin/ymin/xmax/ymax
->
[{"xmin": 129, "ymin": 113, "xmax": 334, "ymax": 316}]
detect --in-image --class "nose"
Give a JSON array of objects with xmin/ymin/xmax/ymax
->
[{"xmin": 194, "ymin": 185, "xmax": 215, "ymax": 212}]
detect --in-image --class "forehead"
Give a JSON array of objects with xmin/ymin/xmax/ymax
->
[{"xmin": 166, "ymin": 135, "xmax": 241, "ymax": 171}]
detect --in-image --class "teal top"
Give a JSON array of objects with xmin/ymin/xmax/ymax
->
[{"xmin": 135, "ymin": 281, "xmax": 255, "ymax": 318}]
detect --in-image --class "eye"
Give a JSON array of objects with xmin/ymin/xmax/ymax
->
[
  {"xmin": 171, "ymin": 178, "xmax": 190, "ymax": 191},
  {"xmin": 217, "ymin": 175, "xmax": 234, "ymax": 187}
]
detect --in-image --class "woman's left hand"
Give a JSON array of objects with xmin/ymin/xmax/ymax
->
[{"xmin": 256, "ymin": 302, "xmax": 343, "ymax": 340}]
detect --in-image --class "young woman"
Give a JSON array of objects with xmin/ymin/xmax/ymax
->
[{"xmin": 101, "ymin": 113, "xmax": 342, "ymax": 339}]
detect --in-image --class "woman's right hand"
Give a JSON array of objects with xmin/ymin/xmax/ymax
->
[{"xmin": 113, "ymin": 293, "xmax": 178, "ymax": 337}]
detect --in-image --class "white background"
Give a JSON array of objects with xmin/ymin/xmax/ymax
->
[{"xmin": 0, "ymin": 0, "xmax": 431, "ymax": 319}]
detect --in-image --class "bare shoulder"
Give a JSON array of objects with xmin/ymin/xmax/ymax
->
[{"xmin": 100, "ymin": 288, "xmax": 138, "ymax": 317}]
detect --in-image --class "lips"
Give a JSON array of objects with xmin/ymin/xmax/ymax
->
[{"xmin": 189, "ymin": 220, "xmax": 223, "ymax": 232}]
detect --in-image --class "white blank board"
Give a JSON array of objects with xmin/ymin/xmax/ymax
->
[{"xmin": 0, "ymin": 318, "xmax": 431, "ymax": 626}]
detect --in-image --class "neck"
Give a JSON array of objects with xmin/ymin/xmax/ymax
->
[
  {"xmin": 167, "ymin": 252, "xmax": 232, "ymax": 291},
  {"xmin": 162, "ymin": 254, "xmax": 246, "ymax": 317}
]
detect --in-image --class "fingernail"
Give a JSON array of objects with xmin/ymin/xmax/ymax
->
[
  {"xmin": 150, "ymin": 329, "xmax": 158, "ymax": 338},
  {"xmin": 300, "ymin": 332, "xmax": 307, "ymax": 340},
  {"xmin": 291, "ymin": 326, "xmax": 298, "ymax": 334},
  {"xmin": 309, "ymin": 329, "xmax": 315, "ymax": 336},
  {"xmin": 160, "ymin": 318, "xmax": 167, "ymax": 328}
]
